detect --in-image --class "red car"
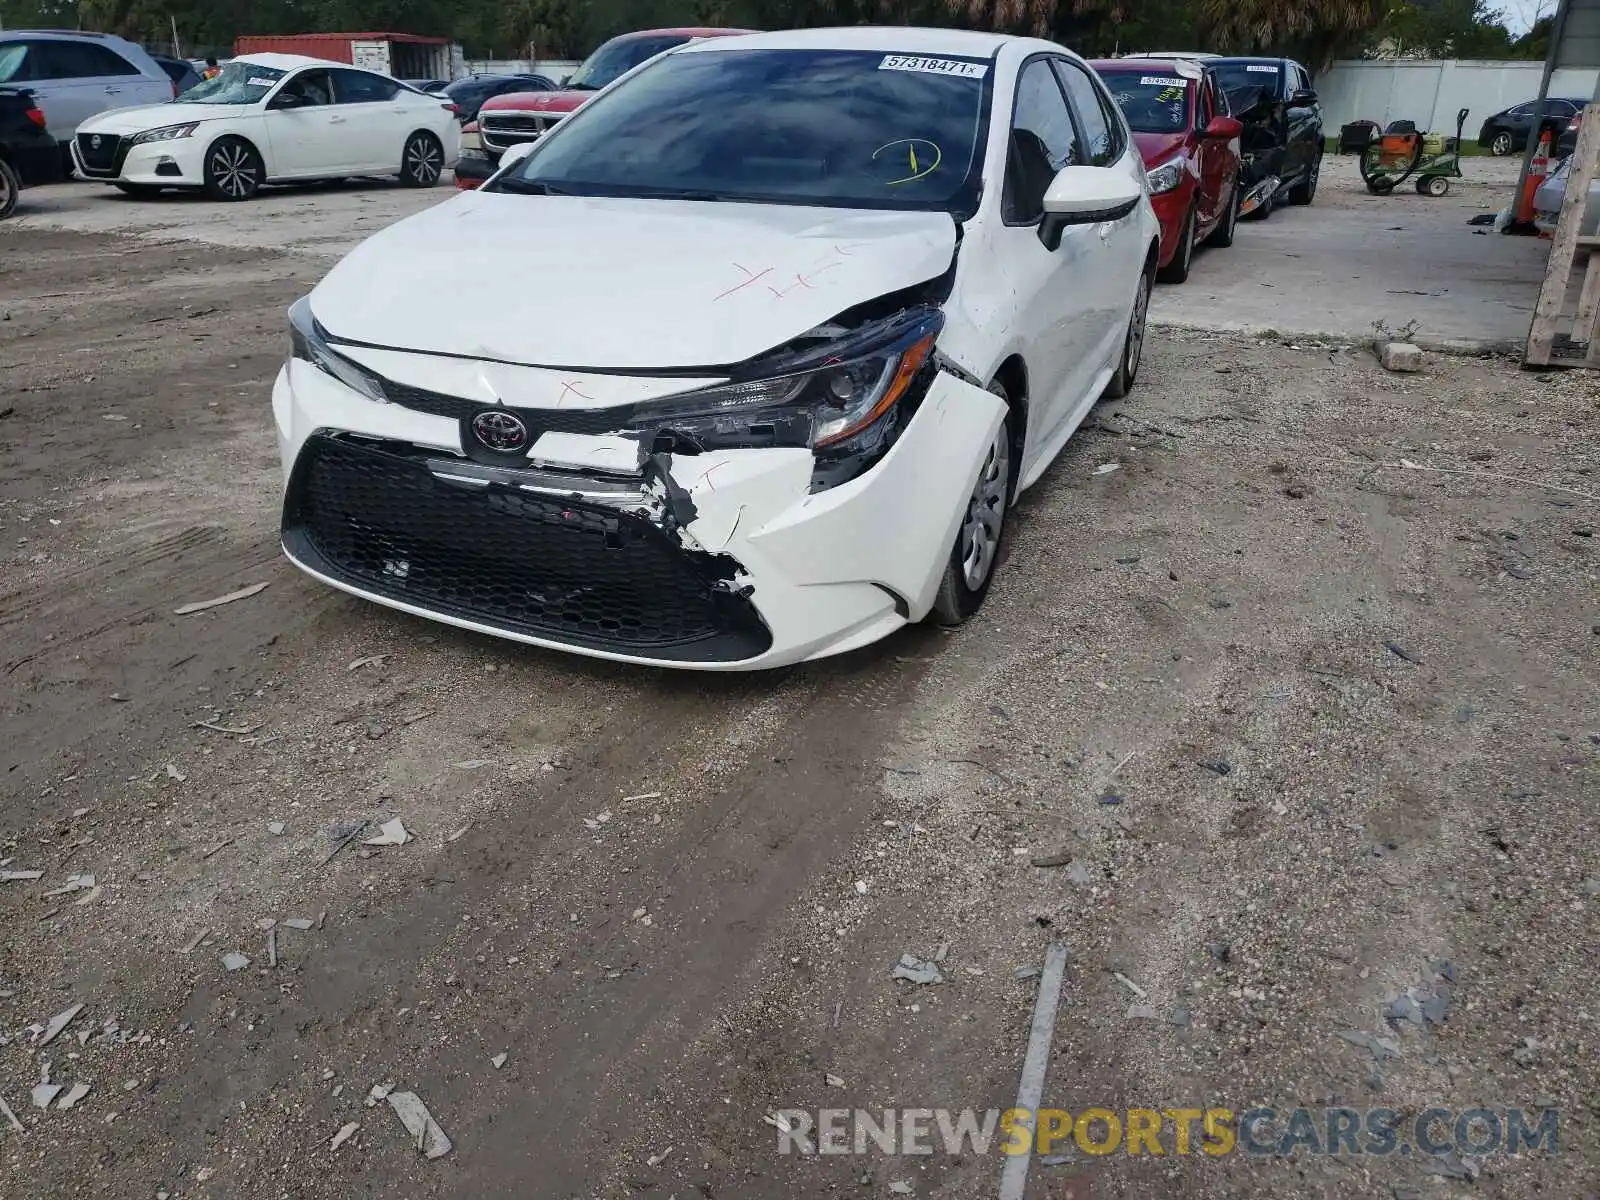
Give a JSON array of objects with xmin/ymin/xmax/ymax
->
[
  {"xmin": 456, "ymin": 27, "xmax": 756, "ymax": 188},
  {"xmin": 1090, "ymin": 58, "xmax": 1244, "ymax": 284}
]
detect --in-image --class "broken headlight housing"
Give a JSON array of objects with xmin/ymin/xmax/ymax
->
[
  {"xmin": 288, "ymin": 295, "xmax": 389, "ymax": 404},
  {"xmin": 636, "ymin": 307, "xmax": 943, "ymax": 490},
  {"xmin": 1145, "ymin": 158, "xmax": 1184, "ymax": 195}
]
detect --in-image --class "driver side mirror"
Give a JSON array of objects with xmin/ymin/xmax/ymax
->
[
  {"xmin": 1203, "ymin": 115, "xmax": 1244, "ymax": 140},
  {"xmin": 1289, "ymin": 87, "xmax": 1318, "ymax": 105},
  {"xmin": 268, "ymin": 92, "xmax": 302, "ymax": 110},
  {"xmin": 1039, "ymin": 165, "xmax": 1142, "ymax": 250}
]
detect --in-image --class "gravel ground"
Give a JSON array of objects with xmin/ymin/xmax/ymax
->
[{"xmin": 1, "ymin": 218, "xmax": 1597, "ymax": 1200}]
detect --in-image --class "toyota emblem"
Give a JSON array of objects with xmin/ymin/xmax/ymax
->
[
  {"xmin": 90, "ymin": 135, "xmax": 102, "ymax": 148},
  {"xmin": 471, "ymin": 409, "xmax": 528, "ymax": 452}
]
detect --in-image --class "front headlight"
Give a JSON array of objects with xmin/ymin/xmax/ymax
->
[
  {"xmin": 131, "ymin": 122, "xmax": 199, "ymax": 145},
  {"xmin": 635, "ymin": 307, "xmax": 940, "ymax": 450},
  {"xmin": 288, "ymin": 296, "xmax": 388, "ymax": 404},
  {"xmin": 1146, "ymin": 159, "xmax": 1184, "ymax": 194}
]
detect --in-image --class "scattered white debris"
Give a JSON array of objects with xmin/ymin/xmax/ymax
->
[
  {"xmin": 621, "ymin": 791, "xmax": 662, "ymax": 802},
  {"xmin": 32, "ymin": 1083, "xmax": 63, "ymax": 1109},
  {"xmin": 330, "ymin": 1121, "xmax": 360, "ymax": 1151},
  {"xmin": 491, "ymin": 1053, "xmax": 507, "ymax": 1070},
  {"xmin": 57, "ymin": 1083, "xmax": 90, "ymax": 1110},
  {"xmin": 825, "ymin": 1073, "xmax": 846, "ymax": 1087},
  {"xmin": 173, "ymin": 581, "xmax": 269, "ymax": 615},
  {"xmin": 37, "ymin": 1003, "xmax": 84, "ymax": 1048},
  {"xmin": 1092, "ymin": 462, "xmax": 1123, "ymax": 476},
  {"xmin": 164, "ymin": 763, "xmax": 186, "ymax": 782},
  {"xmin": 222, "ymin": 952, "xmax": 251, "ymax": 972},
  {"xmin": 0, "ymin": 1095, "xmax": 23, "ymax": 1133},
  {"xmin": 0, "ymin": 869, "xmax": 43, "ymax": 883},
  {"xmin": 1377, "ymin": 341, "xmax": 1423, "ymax": 373},
  {"xmin": 194, "ymin": 1166, "xmax": 215, "ymax": 1183},
  {"xmin": 267, "ymin": 822, "xmax": 285, "ymax": 836},
  {"xmin": 647, "ymin": 1145, "xmax": 674, "ymax": 1168},
  {"xmin": 282, "ymin": 918, "xmax": 314, "ymax": 931},
  {"xmin": 42, "ymin": 874, "xmax": 95, "ymax": 898},
  {"xmin": 853, "ymin": 880, "xmax": 868, "ymax": 895},
  {"xmin": 762, "ymin": 1111, "xmax": 795, "ymax": 1133},
  {"xmin": 582, "ymin": 810, "xmax": 613, "ymax": 831},
  {"xmin": 452, "ymin": 759, "xmax": 491, "ymax": 771},
  {"xmin": 73, "ymin": 885, "xmax": 102, "ymax": 907},
  {"xmin": 889, "ymin": 1181, "xmax": 914, "ymax": 1194},
  {"xmin": 363, "ymin": 819, "xmax": 413, "ymax": 847},
  {"xmin": 364, "ymin": 1083, "xmax": 394, "ymax": 1108},
  {"xmin": 891, "ymin": 953, "xmax": 944, "ymax": 985},
  {"xmin": 180, "ymin": 928, "xmax": 209, "ymax": 954},
  {"xmin": 445, "ymin": 824, "xmax": 471, "ymax": 843},
  {"xmin": 346, "ymin": 654, "xmax": 389, "ymax": 671},
  {"xmin": 386, "ymin": 1091, "xmax": 452, "ymax": 1159},
  {"xmin": 255, "ymin": 918, "xmax": 277, "ymax": 931},
  {"xmin": 1113, "ymin": 972, "xmax": 1148, "ymax": 999}
]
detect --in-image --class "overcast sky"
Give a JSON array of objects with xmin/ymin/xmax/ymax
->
[{"xmin": 1498, "ymin": 0, "xmax": 1555, "ymax": 35}]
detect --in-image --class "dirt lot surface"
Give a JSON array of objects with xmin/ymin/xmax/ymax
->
[{"xmin": 3, "ymin": 195, "xmax": 1599, "ymax": 1200}]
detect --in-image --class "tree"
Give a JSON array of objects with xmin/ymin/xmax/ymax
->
[{"xmin": 1370, "ymin": 0, "xmax": 1520, "ymax": 58}]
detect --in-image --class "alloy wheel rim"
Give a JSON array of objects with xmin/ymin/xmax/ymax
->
[
  {"xmin": 407, "ymin": 139, "xmax": 441, "ymax": 183},
  {"xmin": 1128, "ymin": 274, "xmax": 1151, "ymax": 377},
  {"xmin": 213, "ymin": 144, "xmax": 256, "ymax": 197},
  {"xmin": 960, "ymin": 426, "xmax": 1009, "ymax": 590}
]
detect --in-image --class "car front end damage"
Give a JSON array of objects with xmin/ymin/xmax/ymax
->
[{"xmin": 273, "ymin": 292, "xmax": 1006, "ymax": 671}]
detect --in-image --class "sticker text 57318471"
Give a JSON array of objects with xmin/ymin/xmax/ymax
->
[
  {"xmin": 878, "ymin": 55, "xmax": 988, "ymax": 79},
  {"xmin": 1139, "ymin": 76, "xmax": 1187, "ymax": 88}
]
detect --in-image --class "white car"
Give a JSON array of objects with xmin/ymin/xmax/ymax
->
[
  {"xmin": 274, "ymin": 27, "xmax": 1159, "ymax": 671},
  {"xmin": 70, "ymin": 52, "xmax": 460, "ymax": 200}
]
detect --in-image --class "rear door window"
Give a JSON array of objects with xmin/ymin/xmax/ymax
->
[
  {"xmin": 333, "ymin": 69, "xmax": 399, "ymax": 103},
  {"xmin": 36, "ymin": 40, "xmax": 141, "ymax": 79}
]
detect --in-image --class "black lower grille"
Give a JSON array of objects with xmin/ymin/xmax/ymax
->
[
  {"xmin": 75, "ymin": 133, "xmax": 128, "ymax": 177},
  {"xmin": 282, "ymin": 435, "xmax": 771, "ymax": 662}
]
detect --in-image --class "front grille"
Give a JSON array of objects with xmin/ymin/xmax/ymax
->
[
  {"xmin": 480, "ymin": 112, "xmax": 563, "ymax": 151},
  {"xmin": 75, "ymin": 132, "xmax": 129, "ymax": 178},
  {"xmin": 384, "ymin": 379, "xmax": 644, "ymax": 436},
  {"xmin": 282, "ymin": 435, "xmax": 771, "ymax": 662}
]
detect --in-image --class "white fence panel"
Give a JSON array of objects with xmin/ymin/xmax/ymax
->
[{"xmin": 1316, "ymin": 58, "xmax": 1600, "ymax": 135}]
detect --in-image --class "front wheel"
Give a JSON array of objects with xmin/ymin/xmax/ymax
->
[
  {"xmin": 931, "ymin": 388, "xmax": 1013, "ymax": 626},
  {"xmin": 1156, "ymin": 206, "xmax": 1195, "ymax": 284},
  {"xmin": 203, "ymin": 137, "xmax": 262, "ymax": 201},
  {"xmin": 1418, "ymin": 174, "xmax": 1450, "ymax": 196},
  {"xmin": 1490, "ymin": 130, "xmax": 1513, "ymax": 156},
  {"xmin": 0, "ymin": 158, "xmax": 18, "ymax": 220},
  {"xmin": 400, "ymin": 132, "xmax": 444, "ymax": 187},
  {"xmin": 1102, "ymin": 263, "xmax": 1153, "ymax": 400}
]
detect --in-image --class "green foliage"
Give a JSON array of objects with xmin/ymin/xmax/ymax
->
[{"xmin": 1370, "ymin": 0, "xmax": 1533, "ymax": 60}]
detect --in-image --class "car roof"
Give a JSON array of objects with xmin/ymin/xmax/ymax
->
[
  {"xmin": 1092, "ymin": 56, "xmax": 1206, "ymax": 77},
  {"xmin": 613, "ymin": 27, "xmax": 758, "ymax": 39},
  {"xmin": 235, "ymin": 51, "xmax": 351, "ymax": 72},
  {"xmin": 679, "ymin": 25, "xmax": 1019, "ymax": 58}
]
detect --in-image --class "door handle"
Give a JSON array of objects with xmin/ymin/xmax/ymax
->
[
  {"xmin": 104, "ymin": 87, "xmax": 121, "ymax": 95},
  {"xmin": 329, "ymin": 116, "xmax": 347, "ymax": 124}
]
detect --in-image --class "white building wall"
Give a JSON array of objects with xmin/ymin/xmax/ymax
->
[{"xmin": 1315, "ymin": 58, "xmax": 1600, "ymax": 134}]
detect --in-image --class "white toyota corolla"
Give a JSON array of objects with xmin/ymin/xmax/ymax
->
[
  {"xmin": 71, "ymin": 53, "xmax": 459, "ymax": 200},
  {"xmin": 274, "ymin": 27, "xmax": 1159, "ymax": 670}
]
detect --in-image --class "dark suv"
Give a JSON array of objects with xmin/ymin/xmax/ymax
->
[{"xmin": 1208, "ymin": 56, "xmax": 1323, "ymax": 217}]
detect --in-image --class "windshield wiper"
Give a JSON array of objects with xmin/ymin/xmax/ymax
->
[{"xmin": 564, "ymin": 81, "xmax": 597, "ymax": 91}]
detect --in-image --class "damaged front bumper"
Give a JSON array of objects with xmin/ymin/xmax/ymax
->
[{"xmin": 272, "ymin": 358, "xmax": 1005, "ymax": 670}]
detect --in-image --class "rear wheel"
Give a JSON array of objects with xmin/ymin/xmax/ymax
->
[
  {"xmin": 401, "ymin": 132, "xmax": 444, "ymax": 187},
  {"xmin": 1156, "ymin": 206, "xmax": 1195, "ymax": 283},
  {"xmin": 1419, "ymin": 174, "xmax": 1450, "ymax": 196},
  {"xmin": 1102, "ymin": 261, "xmax": 1153, "ymax": 400},
  {"xmin": 931, "ymin": 384, "xmax": 1013, "ymax": 626},
  {"xmin": 203, "ymin": 137, "xmax": 262, "ymax": 201},
  {"xmin": 0, "ymin": 158, "xmax": 18, "ymax": 220},
  {"xmin": 1206, "ymin": 184, "xmax": 1240, "ymax": 247},
  {"xmin": 1288, "ymin": 150, "xmax": 1321, "ymax": 204}
]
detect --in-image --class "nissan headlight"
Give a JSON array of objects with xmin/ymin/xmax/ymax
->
[
  {"xmin": 288, "ymin": 296, "xmax": 388, "ymax": 404},
  {"xmin": 1146, "ymin": 159, "xmax": 1184, "ymax": 194},
  {"xmin": 633, "ymin": 309, "xmax": 942, "ymax": 465},
  {"xmin": 131, "ymin": 122, "xmax": 199, "ymax": 145}
]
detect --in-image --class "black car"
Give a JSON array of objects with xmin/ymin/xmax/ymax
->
[
  {"xmin": 1478, "ymin": 98, "xmax": 1584, "ymax": 156},
  {"xmin": 1209, "ymin": 56, "xmax": 1323, "ymax": 217},
  {"xmin": 0, "ymin": 85, "xmax": 62, "ymax": 218},
  {"xmin": 147, "ymin": 52, "xmax": 201, "ymax": 97},
  {"xmin": 441, "ymin": 73, "xmax": 557, "ymax": 123}
]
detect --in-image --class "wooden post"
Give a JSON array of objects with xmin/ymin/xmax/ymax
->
[{"xmin": 1525, "ymin": 101, "xmax": 1600, "ymax": 365}]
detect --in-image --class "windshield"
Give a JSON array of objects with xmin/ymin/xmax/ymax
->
[
  {"xmin": 1102, "ymin": 72, "xmax": 1191, "ymax": 134},
  {"xmin": 564, "ymin": 34, "xmax": 694, "ymax": 91},
  {"xmin": 495, "ymin": 47, "xmax": 991, "ymax": 214},
  {"xmin": 181, "ymin": 61, "xmax": 285, "ymax": 105}
]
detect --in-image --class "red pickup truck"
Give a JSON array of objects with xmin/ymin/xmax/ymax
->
[{"xmin": 455, "ymin": 27, "xmax": 755, "ymax": 188}]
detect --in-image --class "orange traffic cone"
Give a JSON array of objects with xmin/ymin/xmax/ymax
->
[{"xmin": 1515, "ymin": 129, "xmax": 1553, "ymax": 225}]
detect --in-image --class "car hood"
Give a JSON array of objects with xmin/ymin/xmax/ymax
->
[
  {"xmin": 309, "ymin": 192, "xmax": 959, "ymax": 370},
  {"xmin": 1132, "ymin": 131, "xmax": 1189, "ymax": 167},
  {"xmin": 480, "ymin": 90, "xmax": 588, "ymax": 115},
  {"xmin": 78, "ymin": 102, "xmax": 252, "ymax": 133}
]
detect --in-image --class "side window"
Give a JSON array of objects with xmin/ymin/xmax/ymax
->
[
  {"xmin": 1196, "ymin": 77, "xmax": 1214, "ymax": 130},
  {"xmin": 282, "ymin": 69, "xmax": 334, "ymax": 106},
  {"xmin": 1508, "ymin": 103, "xmax": 1532, "ymax": 117},
  {"xmin": 38, "ymin": 41, "xmax": 140, "ymax": 79},
  {"xmin": 333, "ymin": 69, "xmax": 398, "ymax": 103},
  {"xmin": 1054, "ymin": 59, "xmax": 1116, "ymax": 166},
  {"xmin": 1004, "ymin": 58, "xmax": 1080, "ymax": 225}
]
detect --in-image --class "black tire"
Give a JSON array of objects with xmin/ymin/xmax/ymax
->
[
  {"xmin": 401, "ymin": 132, "xmax": 444, "ymax": 187},
  {"xmin": 203, "ymin": 136, "xmax": 263, "ymax": 201},
  {"xmin": 930, "ymin": 384, "xmax": 1013, "ymax": 627},
  {"xmin": 1156, "ymin": 206, "xmax": 1195, "ymax": 284},
  {"xmin": 1288, "ymin": 150, "xmax": 1322, "ymax": 204},
  {"xmin": 0, "ymin": 158, "xmax": 18, "ymax": 220},
  {"xmin": 1206, "ymin": 183, "xmax": 1240, "ymax": 248},
  {"xmin": 1367, "ymin": 179, "xmax": 1396, "ymax": 195},
  {"xmin": 1102, "ymin": 260, "xmax": 1153, "ymax": 401},
  {"xmin": 113, "ymin": 182, "xmax": 162, "ymax": 197},
  {"xmin": 1489, "ymin": 130, "xmax": 1513, "ymax": 156}
]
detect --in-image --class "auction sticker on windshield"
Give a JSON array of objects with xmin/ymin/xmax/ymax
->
[
  {"xmin": 1246, "ymin": 64, "xmax": 1279, "ymax": 72},
  {"xmin": 1139, "ymin": 76, "xmax": 1187, "ymax": 87},
  {"xmin": 879, "ymin": 55, "xmax": 988, "ymax": 79}
]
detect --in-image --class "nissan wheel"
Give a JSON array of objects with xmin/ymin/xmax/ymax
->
[
  {"xmin": 401, "ymin": 132, "xmax": 444, "ymax": 187},
  {"xmin": 204, "ymin": 137, "xmax": 263, "ymax": 201}
]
